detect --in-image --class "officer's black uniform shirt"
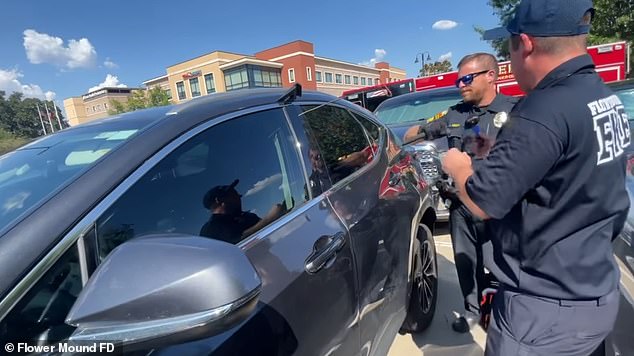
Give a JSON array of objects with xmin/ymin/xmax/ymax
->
[
  {"xmin": 466, "ymin": 55, "xmax": 631, "ymax": 300},
  {"xmin": 420, "ymin": 93, "xmax": 518, "ymax": 164}
]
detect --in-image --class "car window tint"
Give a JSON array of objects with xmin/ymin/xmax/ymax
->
[
  {"xmin": 95, "ymin": 108, "xmax": 306, "ymax": 260},
  {"xmin": 298, "ymin": 105, "xmax": 373, "ymax": 186},
  {"xmin": 349, "ymin": 110, "xmax": 382, "ymax": 152},
  {"xmin": 0, "ymin": 244, "xmax": 81, "ymax": 345}
]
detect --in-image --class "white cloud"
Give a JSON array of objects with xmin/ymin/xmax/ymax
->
[
  {"xmin": 245, "ymin": 174, "xmax": 282, "ymax": 196},
  {"xmin": 438, "ymin": 52, "xmax": 453, "ymax": 62},
  {"xmin": 88, "ymin": 74, "xmax": 127, "ymax": 93},
  {"xmin": 0, "ymin": 68, "xmax": 56, "ymax": 100},
  {"xmin": 23, "ymin": 29, "xmax": 97, "ymax": 69},
  {"xmin": 360, "ymin": 48, "xmax": 387, "ymax": 66},
  {"xmin": 104, "ymin": 58, "xmax": 118, "ymax": 69},
  {"xmin": 432, "ymin": 20, "xmax": 459, "ymax": 30}
]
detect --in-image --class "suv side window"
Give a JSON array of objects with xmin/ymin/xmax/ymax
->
[
  {"xmin": 0, "ymin": 244, "xmax": 82, "ymax": 345},
  {"xmin": 298, "ymin": 105, "xmax": 373, "ymax": 186},
  {"xmin": 350, "ymin": 111, "xmax": 381, "ymax": 145},
  {"xmin": 95, "ymin": 108, "xmax": 306, "ymax": 260}
]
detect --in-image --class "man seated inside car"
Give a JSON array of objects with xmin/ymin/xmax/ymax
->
[{"xmin": 200, "ymin": 179, "xmax": 286, "ymax": 244}]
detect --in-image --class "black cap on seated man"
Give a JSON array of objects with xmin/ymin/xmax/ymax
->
[{"xmin": 200, "ymin": 179, "xmax": 261, "ymax": 244}]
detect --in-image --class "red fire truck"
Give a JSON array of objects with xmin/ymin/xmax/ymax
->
[
  {"xmin": 341, "ymin": 79, "xmax": 416, "ymax": 112},
  {"xmin": 343, "ymin": 41, "xmax": 630, "ymax": 108}
]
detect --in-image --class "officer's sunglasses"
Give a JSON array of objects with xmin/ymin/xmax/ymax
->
[{"xmin": 455, "ymin": 70, "xmax": 490, "ymax": 88}]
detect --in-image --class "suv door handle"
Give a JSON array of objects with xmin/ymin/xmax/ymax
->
[{"xmin": 305, "ymin": 232, "xmax": 346, "ymax": 274}]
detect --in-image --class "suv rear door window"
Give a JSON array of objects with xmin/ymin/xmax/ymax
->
[{"xmin": 298, "ymin": 105, "xmax": 373, "ymax": 186}]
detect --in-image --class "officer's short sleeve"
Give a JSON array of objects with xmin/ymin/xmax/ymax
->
[
  {"xmin": 420, "ymin": 114, "xmax": 449, "ymax": 140},
  {"xmin": 465, "ymin": 116, "xmax": 564, "ymax": 219}
]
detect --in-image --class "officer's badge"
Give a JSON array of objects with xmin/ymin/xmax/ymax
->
[{"xmin": 493, "ymin": 112, "xmax": 509, "ymax": 128}]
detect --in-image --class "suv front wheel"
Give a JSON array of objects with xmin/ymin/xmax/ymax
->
[{"xmin": 401, "ymin": 223, "xmax": 438, "ymax": 333}]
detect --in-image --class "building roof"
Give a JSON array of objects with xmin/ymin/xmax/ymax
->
[
  {"xmin": 142, "ymin": 75, "xmax": 169, "ymax": 85},
  {"xmin": 219, "ymin": 57, "xmax": 284, "ymax": 71},
  {"xmin": 81, "ymin": 87, "xmax": 143, "ymax": 100},
  {"xmin": 166, "ymin": 50, "xmax": 248, "ymax": 69}
]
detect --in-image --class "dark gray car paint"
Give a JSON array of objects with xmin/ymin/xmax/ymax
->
[
  {"xmin": 0, "ymin": 89, "xmax": 342, "ymax": 298},
  {"xmin": 327, "ymin": 131, "xmax": 423, "ymax": 356},
  {"xmin": 66, "ymin": 235, "xmax": 261, "ymax": 324}
]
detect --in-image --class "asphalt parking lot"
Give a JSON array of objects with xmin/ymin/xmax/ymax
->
[{"xmin": 388, "ymin": 224, "xmax": 487, "ymax": 356}]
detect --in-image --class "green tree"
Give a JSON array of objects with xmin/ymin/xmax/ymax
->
[
  {"xmin": 0, "ymin": 91, "xmax": 67, "ymax": 140},
  {"xmin": 107, "ymin": 99, "xmax": 128, "ymax": 115},
  {"xmin": 478, "ymin": 0, "xmax": 634, "ymax": 74},
  {"xmin": 147, "ymin": 86, "xmax": 170, "ymax": 107},
  {"xmin": 126, "ymin": 90, "xmax": 149, "ymax": 111},
  {"xmin": 419, "ymin": 60, "xmax": 454, "ymax": 77},
  {"xmin": 107, "ymin": 87, "xmax": 171, "ymax": 115}
]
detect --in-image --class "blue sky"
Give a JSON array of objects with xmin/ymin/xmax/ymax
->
[{"xmin": 0, "ymin": 0, "xmax": 502, "ymax": 111}]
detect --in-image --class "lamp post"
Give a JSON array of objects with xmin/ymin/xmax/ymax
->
[{"xmin": 415, "ymin": 52, "xmax": 432, "ymax": 77}]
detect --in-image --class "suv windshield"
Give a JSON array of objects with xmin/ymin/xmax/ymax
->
[
  {"xmin": 374, "ymin": 89, "xmax": 462, "ymax": 125},
  {"xmin": 0, "ymin": 118, "xmax": 154, "ymax": 233}
]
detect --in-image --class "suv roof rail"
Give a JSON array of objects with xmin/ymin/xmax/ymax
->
[{"xmin": 278, "ymin": 83, "xmax": 302, "ymax": 105}]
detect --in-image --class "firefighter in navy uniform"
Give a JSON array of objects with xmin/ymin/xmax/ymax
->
[
  {"xmin": 442, "ymin": 0, "xmax": 630, "ymax": 355},
  {"xmin": 406, "ymin": 53, "xmax": 518, "ymax": 333}
]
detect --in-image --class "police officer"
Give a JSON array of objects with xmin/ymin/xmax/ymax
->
[
  {"xmin": 442, "ymin": 0, "xmax": 630, "ymax": 354},
  {"xmin": 407, "ymin": 53, "xmax": 518, "ymax": 333}
]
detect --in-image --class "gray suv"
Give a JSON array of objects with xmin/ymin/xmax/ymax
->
[{"xmin": 0, "ymin": 86, "xmax": 438, "ymax": 355}]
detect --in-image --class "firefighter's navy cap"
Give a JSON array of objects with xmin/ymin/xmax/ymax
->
[{"xmin": 483, "ymin": 0, "xmax": 594, "ymax": 41}]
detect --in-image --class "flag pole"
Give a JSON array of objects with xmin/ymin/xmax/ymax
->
[
  {"xmin": 44, "ymin": 102, "xmax": 55, "ymax": 133},
  {"xmin": 52, "ymin": 101, "xmax": 63, "ymax": 130},
  {"xmin": 36, "ymin": 104, "xmax": 47, "ymax": 135}
]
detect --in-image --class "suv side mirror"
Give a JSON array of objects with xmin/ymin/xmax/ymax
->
[{"xmin": 64, "ymin": 234, "xmax": 261, "ymax": 351}]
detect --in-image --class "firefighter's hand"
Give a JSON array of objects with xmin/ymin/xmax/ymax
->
[{"xmin": 441, "ymin": 148, "xmax": 471, "ymax": 179}]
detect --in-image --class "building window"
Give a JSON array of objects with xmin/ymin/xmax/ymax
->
[
  {"xmin": 335, "ymin": 74, "xmax": 342, "ymax": 84},
  {"xmin": 176, "ymin": 81, "xmax": 186, "ymax": 100},
  {"xmin": 368, "ymin": 78, "xmax": 373, "ymax": 85},
  {"xmin": 189, "ymin": 77, "xmax": 201, "ymax": 97},
  {"xmin": 316, "ymin": 71, "xmax": 322, "ymax": 82},
  {"xmin": 375, "ymin": 78, "xmax": 380, "ymax": 85},
  {"xmin": 306, "ymin": 67, "xmax": 312, "ymax": 81},
  {"xmin": 204, "ymin": 74, "xmax": 216, "ymax": 94},
  {"xmin": 225, "ymin": 67, "xmax": 250, "ymax": 91},
  {"xmin": 361, "ymin": 77, "xmax": 366, "ymax": 85},
  {"xmin": 288, "ymin": 68, "xmax": 295, "ymax": 83},
  {"xmin": 344, "ymin": 75, "xmax": 351, "ymax": 85},
  {"xmin": 252, "ymin": 66, "xmax": 282, "ymax": 88},
  {"xmin": 225, "ymin": 65, "xmax": 282, "ymax": 91},
  {"xmin": 325, "ymin": 72, "xmax": 333, "ymax": 83},
  {"xmin": 166, "ymin": 89, "xmax": 172, "ymax": 100},
  {"xmin": 353, "ymin": 76, "xmax": 359, "ymax": 85}
]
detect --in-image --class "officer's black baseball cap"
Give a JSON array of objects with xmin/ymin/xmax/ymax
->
[
  {"xmin": 482, "ymin": 0, "xmax": 595, "ymax": 41},
  {"xmin": 203, "ymin": 179, "xmax": 240, "ymax": 209}
]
